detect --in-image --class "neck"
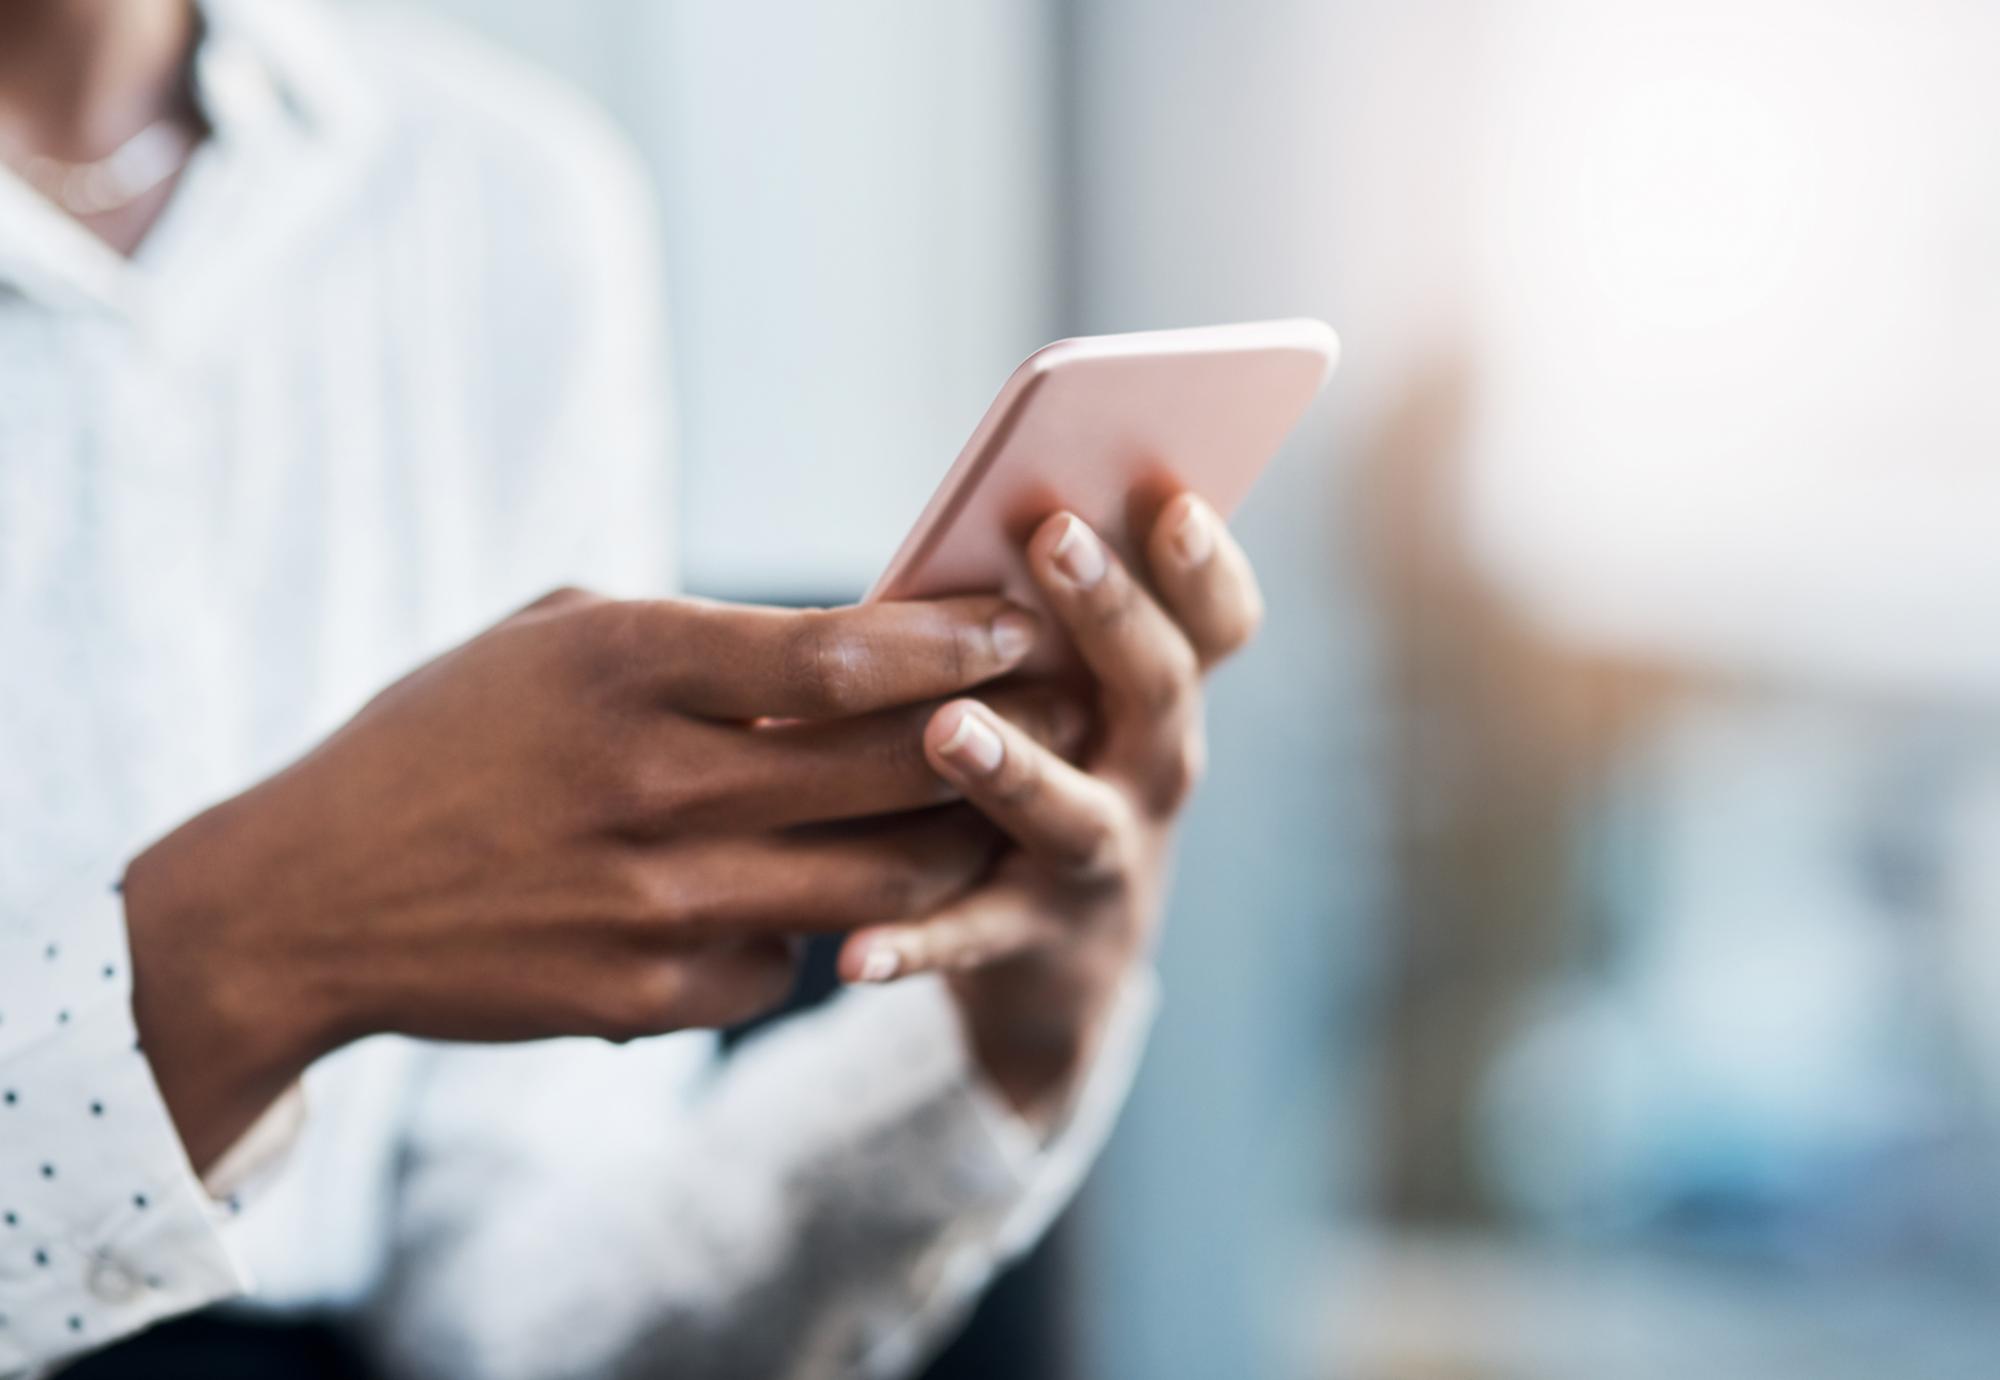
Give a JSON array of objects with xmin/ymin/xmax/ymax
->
[{"xmin": 0, "ymin": 0, "xmax": 199, "ymax": 160}]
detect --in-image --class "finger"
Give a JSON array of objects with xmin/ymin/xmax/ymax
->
[
  {"xmin": 1027, "ymin": 512, "xmax": 1205, "ymax": 800},
  {"xmin": 837, "ymin": 881, "xmax": 1054, "ymax": 983},
  {"xmin": 920, "ymin": 700, "xmax": 1133, "ymax": 874},
  {"xmin": 597, "ymin": 596, "xmax": 1041, "ymax": 720},
  {"xmin": 600, "ymin": 937, "xmax": 800, "ymax": 1039},
  {"xmin": 970, "ymin": 680, "xmax": 1095, "ymax": 765},
  {"xmin": 1030, "ymin": 512, "xmax": 1200, "ymax": 726},
  {"xmin": 638, "ymin": 682, "xmax": 1091, "ymax": 831},
  {"xmin": 1143, "ymin": 493, "xmax": 1265, "ymax": 668},
  {"xmin": 611, "ymin": 808, "xmax": 1001, "ymax": 937}
]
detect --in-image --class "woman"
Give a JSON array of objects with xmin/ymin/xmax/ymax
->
[{"xmin": 0, "ymin": 1, "xmax": 1264, "ymax": 1375}]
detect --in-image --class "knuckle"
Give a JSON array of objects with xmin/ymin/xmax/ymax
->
[
  {"xmin": 965, "ymin": 915, "xmax": 1048, "ymax": 970},
  {"xmin": 516, "ymin": 584, "xmax": 600, "ymax": 621},
  {"xmin": 1086, "ymin": 823, "xmax": 1133, "ymax": 877},
  {"xmin": 930, "ymin": 929, "xmax": 983, "ymax": 974},
  {"xmin": 1238, "ymin": 584, "xmax": 1267, "ymax": 646},
  {"xmin": 1085, "ymin": 564, "xmax": 1143, "ymax": 632},
  {"xmin": 993, "ymin": 746, "xmax": 1045, "ymax": 809},
  {"xmin": 941, "ymin": 933, "xmax": 996, "ymax": 973},
  {"xmin": 713, "ymin": 946, "xmax": 799, "ymax": 1023},
  {"xmin": 869, "ymin": 857, "xmax": 925, "ymax": 920},
  {"xmin": 1002, "ymin": 691, "xmax": 1093, "ymax": 761},
  {"xmin": 1054, "ymin": 792, "xmax": 1132, "ymax": 875},
  {"xmin": 652, "ymin": 747, "xmax": 745, "ymax": 829},
  {"xmin": 1049, "ymin": 697, "xmax": 1093, "ymax": 759},
  {"xmin": 890, "ymin": 839, "xmax": 985, "ymax": 917},
  {"xmin": 1148, "ymin": 724, "xmax": 1209, "ymax": 813},
  {"xmin": 568, "ymin": 599, "xmax": 652, "ymax": 686},
  {"xmin": 1006, "ymin": 691, "xmax": 1071, "ymax": 752},
  {"xmin": 598, "ymin": 726, "xmax": 743, "ymax": 832},
  {"xmin": 594, "ymin": 963, "xmax": 692, "ymax": 1043},
  {"xmin": 610, "ymin": 854, "xmax": 692, "ymax": 928},
  {"xmin": 1064, "ymin": 818, "xmax": 1124, "ymax": 875},
  {"xmin": 782, "ymin": 612, "xmax": 873, "ymax": 715},
  {"xmin": 882, "ymin": 833, "xmax": 982, "ymax": 916},
  {"xmin": 590, "ymin": 740, "xmax": 680, "ymax": 827},
  {"xmin": 946, "ymin": 615, "xmax": 982, "ymax": 688},
  {"xmin": 1133, "ymin": 640, "xmax": 1199, "ymax": 719},
  {"xmin": 897, "ymin": 926, "xmax": 944, "ymax": 974},
  {"xmin": 1210, "ymin": 589, "xmax": 1265, "ymax": 660}
]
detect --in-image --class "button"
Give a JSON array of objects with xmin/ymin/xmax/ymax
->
[{"xmin": 86, "ymin": 1258, "xmax": 142, "ymax": 1305}]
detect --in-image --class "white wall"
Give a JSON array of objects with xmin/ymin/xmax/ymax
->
[
  {"xmin": 1462, "ymin": 0, "xmax": 2000, "ymax": 696},
  {"xmin": 395, "ymin": 0, "xmax": 1063, "ymax": 596}
]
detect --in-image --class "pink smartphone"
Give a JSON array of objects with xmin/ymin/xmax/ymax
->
[{"xmin": 869, "ymin": 318, "xmax": 1339, "ymax": 666}]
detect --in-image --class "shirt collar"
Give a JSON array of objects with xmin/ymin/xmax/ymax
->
[
  {"xmin": 0, "ymin": 0, "xmax": 383, "ymax": 337},
  {"xmin": 196, "ymin": 0, "xmax": 372, "ymax": 146}
]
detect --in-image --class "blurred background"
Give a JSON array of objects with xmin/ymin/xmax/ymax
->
[{"xmin": 381, "ymin": 1, "xmax": 2000, "ymax": 1375}]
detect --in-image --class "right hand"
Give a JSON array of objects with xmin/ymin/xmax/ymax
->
[{"xmin": 122, "ymin": 587, "xmax": 1062, "ymax": 1169}]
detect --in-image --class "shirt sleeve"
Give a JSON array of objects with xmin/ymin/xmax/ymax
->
[
  {"xmin": 0, "ymin": 868, "xmax": 255, "ymax": 1378},
  {"xmin": 361, "ymin": 969, "xmax": 1157, "ymax": 1380}
]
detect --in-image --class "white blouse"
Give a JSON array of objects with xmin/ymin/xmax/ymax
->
[{"xmin": 0, "ymin": 1, "xmax": 1150, "ymax": 1375}]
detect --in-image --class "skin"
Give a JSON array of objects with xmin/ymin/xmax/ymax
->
[
  {"xmin": 124, "ymin": 589, "xmax": 1077, "ymax": 1168},
  {"xmin": 843, "ymin": 496, "xmax": 1263, "ymax": 1122},
  {"xmin": 5, "ymin": 2, "xmax": 1268, "ymax": 1162},
  {"xmin": 0, "ymin": 0, "xmax": 203, "ymax": 256}
]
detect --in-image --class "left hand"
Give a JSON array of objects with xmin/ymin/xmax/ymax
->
[{"xmin": 836, "ymin": 493, "xmax": 1264, "ymax": 1127}]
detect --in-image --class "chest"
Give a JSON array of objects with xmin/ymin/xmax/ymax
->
[{"xmin": 0, "ymin": 229, "xmax": 487, "ymax": 887}]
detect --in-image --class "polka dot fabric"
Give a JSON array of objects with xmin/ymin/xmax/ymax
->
[{"xmin": 0, "ymin": 874, "xmax": 250, "ymax": 1375}]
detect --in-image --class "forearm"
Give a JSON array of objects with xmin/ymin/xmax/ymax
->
[{"xmin": 364, "ymin": 974, "xmax": 1154, "ymax": 1380}]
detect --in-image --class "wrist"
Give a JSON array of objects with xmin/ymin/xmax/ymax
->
[
  {"xmin": 123, "ymin": 800, "xmax": 339, "ymax": 1172},
  {"xmin": 948, "ymin": 946, "xmax": 1127, "ymax": 1131}
]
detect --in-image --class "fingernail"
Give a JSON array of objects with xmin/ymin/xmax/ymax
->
[
  {"xmin": 1050, "ymin": 515, "xmax": 1107, "ymax": 588},
  {"xmin": 858, "ymin": 946, "xmax": 901, "ymax": 983},
  {"xmin": 990, "ymin": 609, "xmax": 1036, "ymax": 664},
  {"xmin": 1171, "ymin": 497, "xmax": 1216, "ymax": 567},
  {"xmin": 938, "ymin": 706, "xmax": 1005, "ymax": 775}
]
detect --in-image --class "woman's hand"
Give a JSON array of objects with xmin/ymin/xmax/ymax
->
[
  {"xmin": 124, "ymin": 587, "xmax": 1061, "ymax": 1169},
  {"xmin": 836, "ymin": 494, "xmax": 1264, "ymax": 1127}
]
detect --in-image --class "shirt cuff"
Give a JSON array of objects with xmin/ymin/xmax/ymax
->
[
  {"xmin": 949, "ymin": 969, "xmax": 1161, "ymax": 1252},
  {"xmin": 0, "ymin": 880, "xmax": 255, "ymax": 1375},
  {"xmin": 201, "ymin": 1083, "xmax": 308, "ymax": 1205},
  {"xmin": 825, "ymin": 967, "xmax": 1159, "ymax": 1376}
]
